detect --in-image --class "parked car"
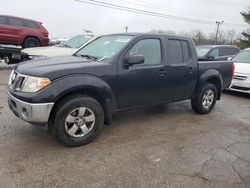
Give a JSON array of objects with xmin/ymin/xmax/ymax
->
[
  {"xmin": 0, "ymin": 44, "xmax": 22, "ymax": 64},
  {"xmin": 196, "ymin": 45, "xmax": 240, "ymax": 61},
  {"xmin": 229, "ymin": 48, "xmax": 250, "ymax": 94},
  {"xmin": 7, "ymin": 33, "xmax": 233, "ymax": 147},
  {"xmin": 0, "ymin": 15, "xmax": 49, "ymax": 48},
  {"xmin": 21, "ymin": 34, "xmax": 95, "ymax": 60}
]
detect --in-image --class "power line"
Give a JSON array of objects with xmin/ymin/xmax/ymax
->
[
  {"xmin": 202, "ymin": 0, "xmax": 249, "ymax": 7},
  {"xmin": 136, "ymin": 0, "xmax": 249, "ymax": 8},
  {"xmin": 118, "ymin": 0, "xmax": 240, "ymax": 21},
  {"xmin": 75, "ymin": 0, "xmax": 248, "ymax": 28}
]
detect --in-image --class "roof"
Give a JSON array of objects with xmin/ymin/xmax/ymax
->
[
  {"xmin": 196, "ymin": 45, "xmax": 239, "ymax": 48},
  {"xmin": 100, "ymin": 32, "xmax": 192, "ymax": 40},
  {"xmin": 0, "ymin": 15, "xmax": 41, "ymax": 23}
]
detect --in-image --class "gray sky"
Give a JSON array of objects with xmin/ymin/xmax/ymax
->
[{"xmin": 0, "ymin": 0, "xmax": 249, "ymax": 38}]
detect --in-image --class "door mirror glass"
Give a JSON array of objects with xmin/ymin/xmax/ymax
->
[{"xmin": 124, "ymin": 55, "xmax": 145, "ymax": 68}]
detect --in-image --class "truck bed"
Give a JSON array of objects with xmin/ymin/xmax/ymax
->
[{"xmin": 198, "ymin": 60, "xmax": 233, "ymax": 90}]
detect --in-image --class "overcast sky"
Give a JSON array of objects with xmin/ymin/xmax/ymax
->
[{"xmin": 0, "ymin": 0, "xmax": 249, "ymax": 38}]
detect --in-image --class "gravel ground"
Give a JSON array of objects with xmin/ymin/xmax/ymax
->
[{"xmin": 0, "ymin": 69, "xmax": 250, "ymax": 188}]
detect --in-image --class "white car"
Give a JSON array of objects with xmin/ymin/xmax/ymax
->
[
  {"xmin": 21, "ymin": 34, "xmax": 95, "ymax": 60},
  {"xmin": 229, "ymin": 48, "xmax": 250, "ymax": 94}
]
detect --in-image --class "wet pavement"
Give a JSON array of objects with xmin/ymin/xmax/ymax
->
[{"xmin": 0, "ymin": 69, "xmax": 250, "ymax": 188}]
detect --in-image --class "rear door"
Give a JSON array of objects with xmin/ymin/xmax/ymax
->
[
  {"xmin": 0, "ymin": 16, "xmax": 9, "ymax": 43},
  {"xmin": 117, "ymin": 37, "xmax": 168, "ymax": 109},
  {"xmin": 164, "ymin": 38, "xmax": 197, "ymax": 100}
]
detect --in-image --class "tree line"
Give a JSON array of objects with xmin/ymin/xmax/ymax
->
[{"xmin": 149, "ymin": 8, "xmax": 250, "ymax": 49}]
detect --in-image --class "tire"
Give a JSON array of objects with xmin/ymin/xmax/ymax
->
[
  {"xmin": 191, "ymin": 83, "xmax": 218, "ymax": 114},
  {"xmin": 50, "ymin": 95, "xmax": 104, "ymax": 147},
  {"xmin": 23, "ymin": 37, "xmax": 40, "ymax": 48}
]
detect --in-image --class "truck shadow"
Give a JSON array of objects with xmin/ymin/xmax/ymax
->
[{"xmin": 223, "ymin": 90, "xmax": 250, "ymax": 99}]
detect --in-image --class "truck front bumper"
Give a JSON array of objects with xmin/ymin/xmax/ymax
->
[{"xmin": 8, "ymin": 91, "xmax": 54, "ymax": 124}]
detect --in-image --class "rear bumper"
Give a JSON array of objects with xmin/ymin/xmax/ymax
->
[{"xmin": 8, "ymin": 91, "xmax": 54, "ymax": 124}]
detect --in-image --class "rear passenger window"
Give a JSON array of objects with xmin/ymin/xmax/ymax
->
[
  {"xmin": 167, "ymin": 39, "xmax": 191, "ymax": 64},
  {"xmin": 8, "ymin": 18, "xmax": 23, "ymax": 27},
  {"xmin": 0, "ymin": 16, "xmax": 6, "ymax": 24},
  {"xmin": 129, "ymin": 39, "xmax": 161, "ymax": 65},
  {"xmin": 23, "ymin": 21, "xmax": 38, "ymax": 28},
  {"xmin": 230, "ymin": 48, "xmax": 239, "ymax": 55},
  {"xmin": 219, "ymin": 48, "xmax": 231, "ymax": 56},
  {"xmin": 181, "ymin": 41, "xmax": 191, "ymax": 62},
  {"xmin": 167, "ymin": 39, "xmax": 183, "ymax": 64}
]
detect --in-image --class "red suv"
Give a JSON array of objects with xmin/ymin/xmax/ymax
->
[{"xmin": 0, "ymin": 15, "xmax": 49, "ymax": 48}]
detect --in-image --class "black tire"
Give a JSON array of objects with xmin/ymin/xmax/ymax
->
[
  {"xmin": 191, "ymin": 83, "xmax": 218, "ymax": 114},
  {"xmin": 50, "ymin": 95, "xmax": 104, "ymax": 147},
  {"xmin": 23, "ymin": 37, "xmax": 40, "ymax": 48}
]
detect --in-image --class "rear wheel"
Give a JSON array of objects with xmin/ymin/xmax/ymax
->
[
  {"xmin": 191, "ymin": 83, "xmax": 218, "ymax": 114},
  {"xmin": 23, "ymin": 37, "xmax": 40, "ymax": 48},
  {"xmin": 50, "ymin": 95, "xmax": 104, "ymax": 147}
]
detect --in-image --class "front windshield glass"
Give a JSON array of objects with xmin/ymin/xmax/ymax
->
[
  {"xmin": 232, "ymin": 50, "xmax": 250, "ymax": 63},
  {"xmin": 61, "ymin": 35, "xmax": 93, "ymax": 48},
  {"xmin": 196, "ymin": 47, "xmax": 212, "ymax": 57},
  {"xmin": 75, "ymin": 35, "xmax": 134, "ymax": 60}
]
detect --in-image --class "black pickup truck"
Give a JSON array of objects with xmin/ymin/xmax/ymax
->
[{"xmin": 7, "ymin": 33, "xmax": 234, "ymax": 147}]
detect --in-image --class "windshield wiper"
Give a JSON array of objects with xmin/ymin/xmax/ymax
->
[{"xmin": 79, "ymin": 54, "xmax": 99, "ymax": 61}]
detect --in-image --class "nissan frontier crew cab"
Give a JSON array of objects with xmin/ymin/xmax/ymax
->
[{"xmin": 8, "ymin": 33, "xmax": 234, "ymax": 147}]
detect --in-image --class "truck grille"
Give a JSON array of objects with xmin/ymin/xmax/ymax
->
[
  {"xmin": 9, "ymin": 71, "xmax": 27, "ymax": 91},
  {"xmin": 234, "ymin": 75, "xmax": 248, "ymax": 81}
]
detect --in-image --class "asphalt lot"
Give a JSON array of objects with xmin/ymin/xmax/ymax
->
[{"xmin": 0, "ymin": 69, "xmax": 250, "ymax": 188}]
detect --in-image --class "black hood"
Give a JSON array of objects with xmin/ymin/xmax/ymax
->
[{"xmin": 16, "ymin": 56, "xmax": 111, "ymax": 80}]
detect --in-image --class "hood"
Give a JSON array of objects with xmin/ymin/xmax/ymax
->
[
  {"xmin": 16, "ymin": 56, "xmax": 111, "ymax": 80},
  {"xmin": 21, "ymin": 46, "xmax": 77, "ymax": 57},
  {"xmin": 234, "ymin": 62, "xmax": 250, "ymax": 75}
]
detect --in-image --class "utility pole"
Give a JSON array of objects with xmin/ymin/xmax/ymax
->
[
  {"xmin": 215, "ymin": 21, "xmax": 224, "ymax": 44},
  {"xmin": 124, "ymin": 26, "xmax": 128, "ymax": 33}
]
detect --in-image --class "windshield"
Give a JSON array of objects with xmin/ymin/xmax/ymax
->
[
  {"xmin": 232, "ymin": 50, "xmax": 250, "ymax": 63},
  {"xmin": 196, "ymin": 47, "xmax": 212, "ymax": 57},
  {"xmin": 75, "ymin": 35, "xmax": 133, "ymax": 60},
  {"xmin": 61, "ymin": 35, "xmax": 93, "ymax": 48}
]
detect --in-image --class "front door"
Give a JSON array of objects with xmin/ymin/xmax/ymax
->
[{"xmin": 117, "ymin": 37, "xmax": 168, "ymax": 109}]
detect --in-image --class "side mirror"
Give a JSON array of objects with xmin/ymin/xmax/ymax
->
[
  {"xmin": 227, "ymin": 57, "xmax": 232, "ymax": 61},
  {"xmin": 124, "ymin": 55, "xmax": 144, "ymax": 68},
  {"xmin": 206, "ymin": 55, "xmax": 215, "ymax": 60}
]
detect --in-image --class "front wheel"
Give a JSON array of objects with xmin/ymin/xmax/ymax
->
[
  {"xmin": 50, "ymin": 95, "xmax": 104, "ymax": 147},
  {"xmin": 191, "ymin": 83, "xmax": 218, "ymax": 114}
]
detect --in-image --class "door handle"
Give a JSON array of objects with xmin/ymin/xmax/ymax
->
[
  {"xmin": 158, "ymin": 69, "xmax": 167, "ymax": 76},
  {"xmin": 188, "ymin": 67, "xmax": 193, "ymax": 73}
]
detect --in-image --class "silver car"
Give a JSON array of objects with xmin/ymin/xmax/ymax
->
[
  {"xmin": 229, "ymin": 48, "xmax": 250, "ymax": 94},
  {"xmin": 21, "ymin": 34, "xmax": 95, "ymax": 60}
]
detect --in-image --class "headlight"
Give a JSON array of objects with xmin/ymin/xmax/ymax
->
[
  {"xmin": 28, "ymin": 55, "xmax": 47, "ymax": 60},
  {"xmin": 22, "ymin": 76, "xmax": 51, "ymax": 92}
]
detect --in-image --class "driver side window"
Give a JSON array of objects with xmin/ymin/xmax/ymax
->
[
  {"xmin": 209, "ymin": 48, "xmax": 219, "ymax": 57},
  {"xmin": 128, "ymin": 39, "xmax": 161, "ymax": 65}
]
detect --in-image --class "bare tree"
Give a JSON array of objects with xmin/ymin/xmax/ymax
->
[{"xmin": 226, "ymin": 30, "xmax": 236, "ymax": 44}]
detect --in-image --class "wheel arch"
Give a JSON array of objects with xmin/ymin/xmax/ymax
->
[
  {"xmin": 22, "ymin": 35, "xmax": 41, "ymax": 46},
  {"xmin": 48, "ymin": 76, "xmax": 115, "ymax": 125},
  {"xmin": 193, "ymin": 69, "xmax": 223, "ymax": 100}
]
